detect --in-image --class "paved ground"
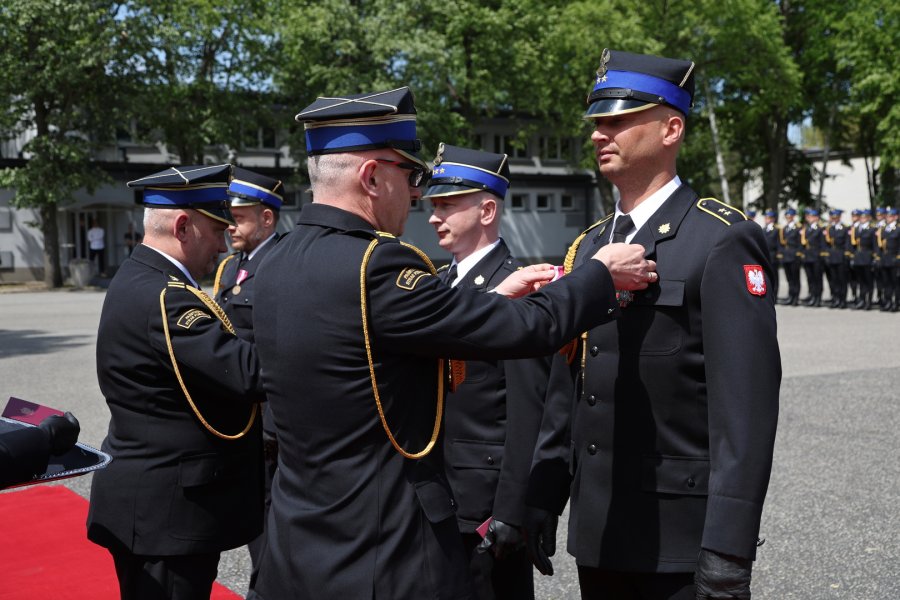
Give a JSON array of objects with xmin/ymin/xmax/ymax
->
[{"xmin": 1, "ymin": 287, "xmax": 898, "ymax": 599}]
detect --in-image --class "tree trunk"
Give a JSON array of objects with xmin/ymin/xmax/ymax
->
[
  {"xmin": 40, "ymin": 204, "xmax": 63, "ymax": 288},
  {"xmin": 765, "ymin": 117, "xmax": 789, "ymax": 210},
  {"xmin": 704, "ymin": 78, "xmax": 730, "ymax": 205}
]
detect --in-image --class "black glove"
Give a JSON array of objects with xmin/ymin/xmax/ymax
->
[
  {"xmin": 695, "ymin": 548, "xmax": 753, "ymax": 599},
  {"xmin": 38, "ymin": 412, "xmax": 80, "ymax": 456},
  {"xmin": 476, "ymin": 518, "xmax": 523, "ymax": 560},
  {"xmin": 522, "ymin": 506, "xmax": 558, "ymax": 576}
]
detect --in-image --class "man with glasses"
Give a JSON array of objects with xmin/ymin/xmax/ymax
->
[{"xmin": 248, "ymin": 87, "xmax": 656, "ymax": 599}]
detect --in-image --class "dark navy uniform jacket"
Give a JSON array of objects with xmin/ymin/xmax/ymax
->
[
  {"xmin": 764, "ymin": 223, "xmax": 782, "ymax": 263},
  {"xmin": 825, "ymin": 223, "xmax": 850, "ymax": 265},
  {"xmin": 214, "ymin": 233, "xmax": 280, "ymax": 343},
  {"xmin": 441, "ymin": 240, "xmax": 551, "ymax": 533},
  {"xmin": 879, "ymin": 223, "xmax": 899, "ymax": 268},
  {"xmin": 528, "ymin": 185, "xmax": 780, "ymax": 572},
  {"xmin": 250, "ymin": 203, "xmax": 620, "ymax": 600},
  {"xmin": 853, "ymin": 223, "xmax": 877, "ymax": 266},
  {"xmin": 801, "ymin": 222, "xmax": 825, "ymax": 263},
  {"xmin": 780, "ymin": 221, "xmax": 802, "ymax": 263},
  {"xmin": 87, "ymin": 244, "xmax": 264, "ymax": 556}
]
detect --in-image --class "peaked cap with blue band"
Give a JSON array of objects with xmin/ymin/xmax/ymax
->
[
  {"xmin": 127, "ymin": 164, "xmax": 234, "ymax": 226},
  {"xmin": 585, "ymin": 49, "xmax": 696, "ymax": 119},
  {"xmin": 295, "ymin": 87, "xmax": 426, "ymax": 168},
  {"xmin": 227, "ymin": 167, "xmax": 284, "ymax": 211},
  {"xmin": 423, "ymin": 144, "xmax": 510, "ymax": 200}
]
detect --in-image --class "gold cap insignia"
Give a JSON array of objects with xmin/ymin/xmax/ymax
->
[{"xmin": 658, "ymin": 223, "xmax": 671, "ymax": 234}]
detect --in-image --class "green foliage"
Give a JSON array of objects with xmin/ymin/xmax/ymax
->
[
  {"xmin": 119, "ymin": 0, "xmax": 281, "ymax": 163},
  {"xmin": 0, "ymin": 0, "xmax": 124, "ymax": 208}
]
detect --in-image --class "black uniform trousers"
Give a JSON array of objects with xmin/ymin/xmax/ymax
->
[
  {"xmin": 577, "ymin": 566, "xmax": 695, "ymax": 600},
  {"xmin": 109, "ymin": 546, "xmax": 220, "ymax": 600},
  {"xmin": 461, "ymin": 533, "xmax": 533, "ymax": 600}
]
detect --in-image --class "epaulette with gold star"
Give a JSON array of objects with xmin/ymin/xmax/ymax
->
[{"xmin": 696, "ymin": 198, "xmax": 748, "ymax": 226}]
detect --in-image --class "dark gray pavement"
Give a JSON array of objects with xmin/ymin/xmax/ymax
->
[{"xmin": 1, "ymin": 288, "xmax": 898, "ymax": 599}]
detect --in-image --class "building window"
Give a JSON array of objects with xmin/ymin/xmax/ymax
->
[
  {"xmin": 536, "ymin": 194, "xmax": 553, "ymax": 211},
  {"xmin": 510, "ymin": 194, "xmax": 528, "ymax": 211},
  {"xmin": 494, "ymin": 135, "xmax": 528, "ymax": 158},
  {"xmin": 560, "ymin": 194, "xmax": 579, "ymax": 212},
  {"xmin": 540, "ymin": 136, "xmax": 574, "ymax": 161}
]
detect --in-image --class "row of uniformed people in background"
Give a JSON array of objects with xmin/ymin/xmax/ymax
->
[
  {"xmin": 87, "ymin": 47, "xmax": 780, "ymax": 600},
  {"xmin": 760, "ymin": 206, "xmax": 900, "ymax": 311}
]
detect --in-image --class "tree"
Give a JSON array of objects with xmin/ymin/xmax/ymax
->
[
  {"xmin": 0, "ymin": 0, "xmax": 127, "ymax": 287},
  {"xmin": 119, "ymin": 0, "xmax": 280, "ymax": 164}
]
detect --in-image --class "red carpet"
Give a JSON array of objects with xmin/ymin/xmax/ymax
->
[{"xmin": 0, "ymin": 485, "xmax": 241, "ymax": 599}]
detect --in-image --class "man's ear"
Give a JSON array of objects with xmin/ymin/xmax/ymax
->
[
  {"xmin": 261, "ymin": 207, "xmax": 276, "ymax": 228},
  {"xmin": 480, "ymin": 197, "xmax": 498, "ymax": 226},
  {"xmin": 173, "ymin": 212, "xmax": 190, "ymax": 242},
  {"xmin": 359, "ymin": 159, "xmax": 379, "ymax": 196},
  {"xmin": 662, "ymin": 113, "xmax": 685, "ymax": 147}
]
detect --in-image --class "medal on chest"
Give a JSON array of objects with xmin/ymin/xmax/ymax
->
[{"xmin": 232, "ymin": 269, "xmax": 249, "ymax": 295}]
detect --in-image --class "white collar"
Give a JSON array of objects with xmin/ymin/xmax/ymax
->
[
  {"xmin": 245, "ymin": 232, "xmax": 278, "ymax": 262},
  {"xmin": 145, "ymin": 246, "xmax": 200, "ymax": 288},
  {"xmin": 612, "ymin": 176, "xmax": 682, "ymax": 243},
  {"xmin": 449, "ymin": 239, "xmax": 501, "ymax": 287}
]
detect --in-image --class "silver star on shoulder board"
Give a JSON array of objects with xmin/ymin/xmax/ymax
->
[{"xmin": 474, "ymin": 275, "xmax": 485, "ymax": 285}]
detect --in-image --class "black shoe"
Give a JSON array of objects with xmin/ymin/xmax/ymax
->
[{"xmin": 777, "ymin": 297, "xmax": 792, "ymax": 305}]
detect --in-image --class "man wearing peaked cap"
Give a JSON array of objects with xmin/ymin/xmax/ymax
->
[
  {"xmin": 824, "ymin": 209, "xmax": 850, "ymax": 308},
  {"xmin": 779, "ymin": 207, "xmax": 803, "ymax": 305},
  {"xmin": 524, "ymin": 49, "xmax": 780, "ymax": 600},
  {"xmin": 425, "ymin": 144, "xmax": 547, "ymax": 600},
  {"xmin": 87, "ymin": 164, "xmax": 265, "ymax": 599},
  {"xmin": 876, "ymin": 207, "xmax": 898, "ymax": 311},
  {"xmin": 763, "ymin": 209, "xmax": 782, "ymax": 299},
  {"xmin": 851, "ymin": 208, "xmax": 877, "ymax": 309},
  {"xmin": 247, "ymin": 88, "xmax": 654, "ymax": 600},
  {"xmin": 800, "ymin": 208, "xmax": 825, "ymax": 307},
  {"xmin": 212, "ymin": 167, "xmax": 284, "ymax": 589}
]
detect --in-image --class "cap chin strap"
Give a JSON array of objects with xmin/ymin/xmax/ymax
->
[
  {"xmin": 159, "ymin": 285, "xmax": 258, "ymax": 440},
  {"xmin": 359, "ymin": 238, "xmax": 443, "ymax": 459}
]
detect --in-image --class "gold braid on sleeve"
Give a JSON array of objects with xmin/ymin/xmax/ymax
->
[
  {"xmin": 159, "ymin": 285, "xmax": 258, "ymax": 440},
  {"xmin": 360, "ymin": 238, "xmax": 443, "ymax": 459}
]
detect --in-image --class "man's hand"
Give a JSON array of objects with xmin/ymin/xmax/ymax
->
[
  {"xmin": 694, "ymin": 548, "xmax": 752, "ymax": 599},
  {"xmin": 522, "ymin": 506, "xmax": 558, "ymax": 576},
  {"xmin": 476, "ymin": 518, "xmax": 524, "ymax": 560},
  {"xmin": 591, "ymin": 243, "xmax": 657, "ymax": 290},
  {"xmin": 38, "ymin": 412, "xmax": 80, "ymax": 456},
  {"xmin": 493, "ymin": 263, "xmax": 557, "ymax": 298}
]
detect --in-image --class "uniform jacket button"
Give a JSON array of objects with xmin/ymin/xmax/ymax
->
[
  {"xmin": 486, "ymin": 456, "xmax": 495, "ymax": 465},
  {"xmin": 586, "ymin": 395, "xmax": 597, "ymax": 406},
  {"xmin": 589, "ymin": 346, "xmax": 599, "ymax": 356},
  {"xmin": 686, "ymin": 477, "xmax": 696, "ymax": 488},
  {"xmin": 587, "ymin": 444, "xmax": 597, "ymax": 455}
]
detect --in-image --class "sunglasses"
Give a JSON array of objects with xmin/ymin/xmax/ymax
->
[{"xmin": 374, "ymin": 158, "xmax": 430, "ymax": 188}]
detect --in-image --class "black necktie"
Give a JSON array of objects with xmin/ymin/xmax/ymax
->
[
  {"xmin": 612, "ymin": 214, "xmax": 634, "ymax": 243},
  {"xmin": 444, "ymin": 263, "xmax": 458, "ymax": 285}
]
